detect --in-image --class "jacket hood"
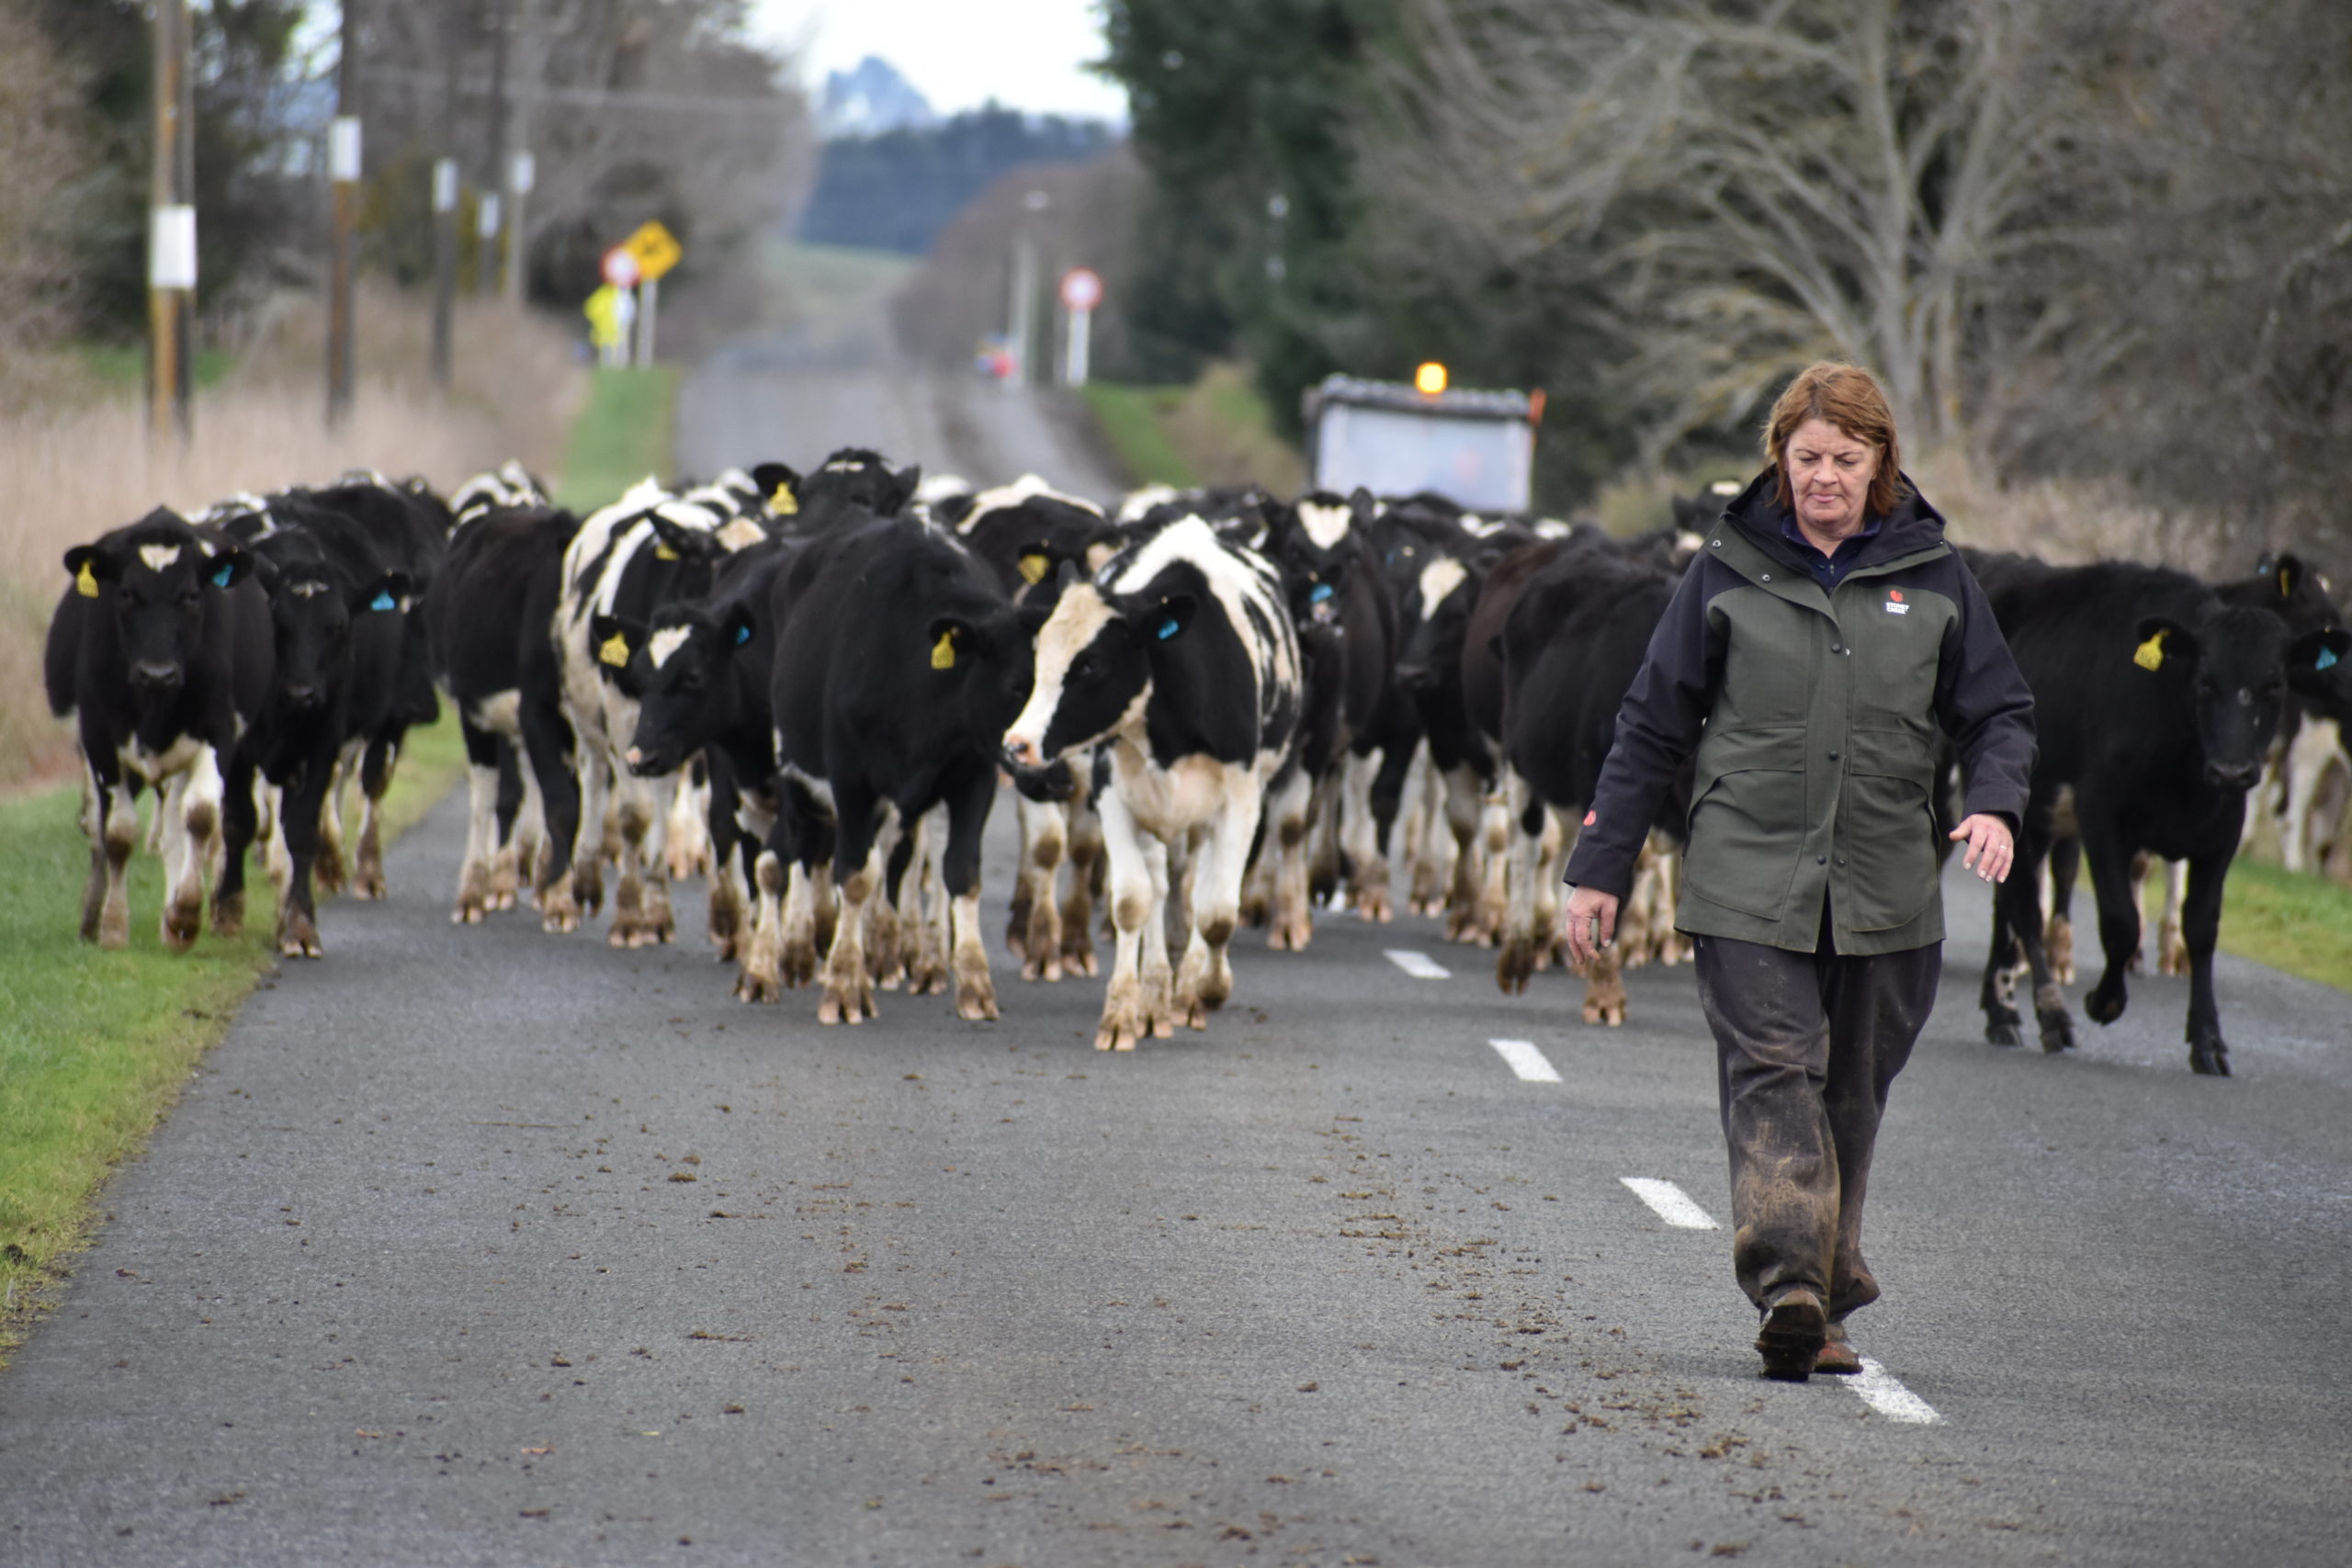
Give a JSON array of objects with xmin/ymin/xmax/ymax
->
[{"xmin": 1716, "ymin": 467, "xmax": 1949, "ymax": 578}]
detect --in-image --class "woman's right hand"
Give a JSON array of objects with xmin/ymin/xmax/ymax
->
[{"xmin": 1562, "ymin": 885, "xmax": 1619, "ymax": 966}]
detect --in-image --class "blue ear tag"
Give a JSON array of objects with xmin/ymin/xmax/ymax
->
[
  {"xmin": 1309, "ymin": 582, "xmax": 1334, "ymax": 604},
  {"xmin": 369, "ymin": 589, "xmax": 398, "ymax": 612},
  {"xmin": 2319, "ymin": 647, "xmax": 2340, "ymax": 672},
  {"xmin": 211, "ymin": 562, "xmax": 235, "ymax": 588},
  {"xmin": 1156, "ymin": 616, "xmax": 1181, "ymax": 641},
  {"xmin": 734, "ymin": 623, "xmax": 752, "ymax": 647}
]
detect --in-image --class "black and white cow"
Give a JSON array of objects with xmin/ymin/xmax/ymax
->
[
  {"xmin": 943, "ymin": 475, "xmax": 1119, "ymax": 980},
  {"xmin": 1973, "ymin": 557, "xmax": 2348, "ymax": 1075},
  {"xmin": 555, "ymin": 479, "xmax": 763, "ymax": 944},
  {"xmin": 1002, "ymin": 515, "xmax": 1305, "ymax": 1051},
  {"xmin": 1260, "ymin": 489, "xmax": 1418, "ymax": 926},
  {"xmin": 45, "ymin": 510, "xmax": 269, "ymax": 950},
  {"xmin": 746, "ymin": 513, "xmax": 1034, "ymax": 1024}
]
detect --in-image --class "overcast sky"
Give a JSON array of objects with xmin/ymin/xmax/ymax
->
[{"xmin": 745, "ymin": 0, "xmax": 1128, "ymax": 121}]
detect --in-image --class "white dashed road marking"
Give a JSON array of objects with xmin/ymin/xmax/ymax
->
[
  {"xmin": 1619, "ymin": 1177, "xmax": 1720, "ymax": 1230},
  {"xmin": 1385, "ymin": 949, "xmax": 1450, "ymax": 979},
  {"xmin": 1488, "ymin": 1038, "xmax": 1561, "ymax": 1083},
  {"xmin": 1849, "ymin": 1358, "xmax": 1942, "ymax": 1423}
]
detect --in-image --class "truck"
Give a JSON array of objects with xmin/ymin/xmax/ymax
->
[{"xmin": 1300, "ymin": 372, "xmax": 1540, "ymax": 513}]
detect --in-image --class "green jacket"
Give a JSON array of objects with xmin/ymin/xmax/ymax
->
[{"xmin": 1563, "ymin": 472, "xmax": 2037, "ymax": 954}]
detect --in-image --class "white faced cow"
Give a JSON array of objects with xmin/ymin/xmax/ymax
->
[{"xmin": 1003, "ymin": 515, "xmax": 1304, "ymax": 1051}]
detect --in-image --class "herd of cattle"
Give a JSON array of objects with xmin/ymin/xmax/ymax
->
[{"xmin": 44, "ymin": 456, "xmax": 2352, "ymax": 1074}]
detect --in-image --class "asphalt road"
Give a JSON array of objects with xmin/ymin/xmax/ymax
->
[{"xmin": 4, "ymin": 331, "xmax": 2348, "ymax": 1565}]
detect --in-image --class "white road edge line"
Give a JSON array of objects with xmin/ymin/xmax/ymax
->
[
  {"xmin": 1488, "ymin": 1038, "xmax": 1561, "ymax": 1083},
  {"xmin": 1618, "ymin": 1177, "xmax": 1720, "ymax": 1230},
  {"xmin": 1849, "ymin": 1357, "xmax": 1942, "ymax": 1424},
  {"xmin": 1385, "ymin": 949, "xmax": 1450, "ymax": 979}
]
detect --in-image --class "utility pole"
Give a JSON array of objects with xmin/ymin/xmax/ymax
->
[
  {"xmin": 1005, "ymin": 189, "xmax": 1048, "ymax": 389},
  {"xmin": 430, "ymin": 0, "xmax": 461, "ymax": 389},
  {"xmin": 481, "ymin": 0, "xmax": 508, "ymax": 297},
  {"xmin": 503, "ymin": 0, "xmax": 537, "ymax": 305},
  {"xmin": 328, "ymin": 0, "xmax": 362, "ymax": 426},
  {"xmin": 148, "ymin": 0, "xmax": 195, "ymax": 445}
]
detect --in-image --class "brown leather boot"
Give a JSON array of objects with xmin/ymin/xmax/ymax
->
[
  {"xmin": 1755, "ymin": 1285, "xmax": 1827, "ymax": 1381},
  {"xmin": 1814, "ymin": 1320, "xmax": 1862, "ymax": 1375}
]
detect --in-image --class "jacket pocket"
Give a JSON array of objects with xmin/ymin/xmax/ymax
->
[
  {"xmin": 1840, "ymin": 728, "xmax": 1939, "ymax": 931},
  {"xmin": 1683, "ymin": 726, "xmax": 1806, "ymax": 919}
]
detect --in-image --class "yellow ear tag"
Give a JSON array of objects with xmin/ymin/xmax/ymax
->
[
  {"xmin": 2133, "ymin": 631, "xmax": 2166, "ymax": 671},
  {"xmin": 931, "ymin": 629, "xmax": 958, "ymax": 671},
  {"xmin": 599, "ymin": 632, "xmax": 631, "ymax": 668},
  {"xmin": 768, "ymin": 484, "xmax": 797, "ymax": 517},
  {"xmin": 74, "ymin": 562, "xmax": 99, "ymax": 598},
  {"xmin": 2280, "ymin": 567, "xmax": 2293, "ymax": 598},
  {"xmin": 1017, "ymin": 553, "xmax": 1049, "ymax": 585},
  {"xmin": 654, "ymin": 543, "xmax": 680, "ymax": 562}
]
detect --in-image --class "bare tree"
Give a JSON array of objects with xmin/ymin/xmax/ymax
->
[
  {"xmin": 0, "ymin": 0, "xmax": 96, "ymax": 365},
  {"xmin": 1372, "ymin": 0, "xmax": 2079, "ymax": 457}
]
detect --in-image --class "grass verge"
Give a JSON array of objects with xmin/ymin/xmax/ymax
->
[
  {"xmin": 0, "ymin": 711, "xmax": 465, "ymax": 1369},
  {"xmin": 558, "ymin": 365, "xmax": 682, "ymax": 509},
  {"xmin": 1080, "ymin": 383, "xmax": 1198, "ymax": 489},
  {"xmin": 2214, "ymin": 860, "xmax": 2352, "ymax": 992}
]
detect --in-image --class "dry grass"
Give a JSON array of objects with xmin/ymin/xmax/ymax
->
[{"xmin": 0, "ymin": 286, "xmax": 584, "ymax": 793}]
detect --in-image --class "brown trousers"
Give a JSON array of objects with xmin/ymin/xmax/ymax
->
[{"xmin": 1690, "ymin": 919, "xmax": 1940, "ymax": 1319}]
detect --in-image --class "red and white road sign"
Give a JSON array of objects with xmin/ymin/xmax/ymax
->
[
  {"xmin": 601, "ymin": 246, "xmax": 641, "ymax": 288},
  {"xmin": 1059, "ymin": 266, "xmax": 1103, "ymax": 312}
]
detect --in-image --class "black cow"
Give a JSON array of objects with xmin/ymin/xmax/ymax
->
[
  {"xmin": 746, "ymin": 514, "xmax": 1033, "ymax": 1024},
  {"xmin": 1495, "ymin": 547, "xmax": 1690, "ymax": 1022},
  {"xmin": 1973, "ymin": 557, "xmax": 2348, "ymax": 1075},
  {"xmin": 212, "ymin": 515, "xmax": 412, "ymax": 957},
  {"xmin": 1002, "ymin": 514, "xmax": 1306, "ymax": 1051},
  {"xmin": 427, "ymin": 503, "xmax": 582, "ymax": 924},
  {"xmin": 45, "ymin": 510, "xmax": 269, "ymax": 950}
]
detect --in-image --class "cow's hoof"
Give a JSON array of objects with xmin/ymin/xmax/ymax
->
[
  {"xmin": 163, "ymin": 901, "xmax": 202, "ymax": 952},
  {"xmin": 452, "ymin": 900, "xmax": 487, "ymax": 925},
  {"xmin": 2189, "ymin": 1038, "xmax": 2231, "ymax": 1077},
  {"xmin": 1583, "ymin": 998, "xmax": 1626, "ymax": 1026},
  {"xmin": 2084, "ymin": 983, "xmax": 2125, "ymax": 1026},
  {"xmin": 2039, "ymin": 1014, "xmax": 2077, "ymax": 1053},
  {"xmin": 735, "ymin": 972, "xmax": 781, "ymax": 1005},
  {"xmin": 956, "ymin": 979, "xmax": 999, "ymax": 1022},
  {"xmin": 1495, "ymin": 942, "xmax": 1534, "ymax": 996},
  {"xmin": 1985, "ymin": 1018, "xmax": 2023, "ymax": 1048},
  {"xmin": 277, "ymin": 915, "xmax": 322, "ymax": 960},
  {"xmin": 212, "ymin": 893, "xmax": 245, "ymax": 939},
  {"xmin": 1355, "ymin": 888, "xmax": 1394, "ymax": 923}
]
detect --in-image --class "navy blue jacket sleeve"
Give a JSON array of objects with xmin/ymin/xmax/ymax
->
[
  {"xmin": 1560, "ymin": 554, "xmax": 1724, "ymax": 899},
  {"xmin": 1933, "ymin": 558, "xmax": 2036, "ymax": 829}
]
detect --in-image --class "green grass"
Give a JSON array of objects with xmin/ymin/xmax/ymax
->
[
  {"xmin": 74, "ymin": 341, "xmax": 235, "ymax": 393},
  {"xmin": 0, "ymin": 718, "xmax": 463, "ymax": 1362},
  {"xmin": 1081, "ymin": 382, "xmax": 1199, "ymax": 489},
  {"xmin": 556, "ymin": 365, "xmax": 682, "ymax": 510},
  {"xmin": 2214, "ymin": 860, "xmax": 2352, "ymax": 991}
]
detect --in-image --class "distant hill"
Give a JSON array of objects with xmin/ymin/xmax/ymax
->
[
  {"xmin": 818, "ymin": 57, "xmax": 935, "ymax": 138},
  {"xmin": 797, "ymin": 105, "xmax": 1117, "ymax": 255}
]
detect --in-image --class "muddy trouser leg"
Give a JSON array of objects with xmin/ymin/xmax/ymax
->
[{"xmin": 1693, "ymin": 927, "xmax": 1939, "ymax": 1321}]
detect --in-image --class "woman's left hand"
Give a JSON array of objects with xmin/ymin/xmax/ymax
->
[{"xmin": 1948, "ymin": 813, "xmax": 2015, "ymax": 883}]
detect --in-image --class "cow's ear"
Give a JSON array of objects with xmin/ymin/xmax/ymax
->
[
  {"xmin": 723, "ymin": 603, "xmax": 757, "ymax": 649},
  {"xmin": 1348, "ymin": 486, "xmax": 1378, "ymax": 516},
  {"xmin": 359, "ymin": 570, "xmax": 413, "ymax": 613},
  {"xmin": 647, "ymin": 514, "xmax": 712, "ymax": 562},
  {"xmin": 888, "ymin": 465, "xmax": 923, "ymax": 514},
  {"xmin": 206, "ymin": 549, "xmax": 253, "ymax": 590},
  {"xmin": 752, "ymin": 462, "xmax": 801, "ymax": 517},
  {"xmin": 590, "ymin": 613, "xmax": 636, "ymax": 669},
  {"xmin": 2270, "ymin": 553, "xmax": 2306, "ymax": 601},
  {"xmin": 1149, "ymin": 593, "xmax": 1197, "ymax": 644},
  {"xmin": 64, "ymin": 545, "xmax": 114, "ymax": 596},
  {"xmin": 926, "ymin": 615, "xmax": 979, "ymax": 671},
  {"xmin": 2289, "ymin": 626, "xmax": 2350, "ymax": 688},
  {"xmin": 933, "ymin": 491, "xmax": 978, "ymax": 528},
  {"xmin": 2132, "ymin": 616, "xmax": 2195, "ymax": 673}
]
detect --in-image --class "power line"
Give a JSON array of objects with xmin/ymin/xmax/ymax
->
[{"xmin": 358, "ymin": 62, "xmax": 797, "ymax": 118}]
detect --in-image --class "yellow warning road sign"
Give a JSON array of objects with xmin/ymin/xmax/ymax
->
[{"xmin": 622, "ymin": 220, "xmax": 683, "ymax": 282}]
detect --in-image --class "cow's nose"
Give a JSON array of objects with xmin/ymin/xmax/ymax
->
[
  {"xmin": 131, "ymin": 660, "xmax": 183, "ymax": 690},
  {"xmin": 2208, "ymin": 760, "xmax": 2262, "ymax": 789},
  {"xmin": 1003, "ymin": 736, "xmax": 1041, "ymax": 771},
  {"xmin": 284, "ymin": 682, "xmax": 322, "ymax": 708}
]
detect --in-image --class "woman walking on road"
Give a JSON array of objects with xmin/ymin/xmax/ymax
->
[{"xmin": 1560, "ymin": 362, "xmax": 2035, "ymax": 1379}]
